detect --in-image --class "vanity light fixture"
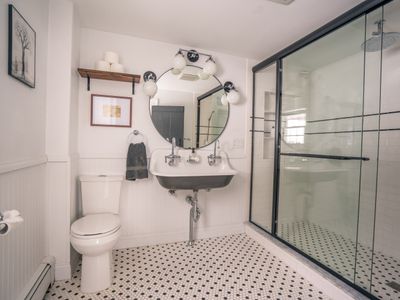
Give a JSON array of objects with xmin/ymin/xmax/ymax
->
[
  {"xmin": 223, "ymin": 81, "xmax": 240, "ymax": 104},
  {"xmin": 143, "ymin": 71, "xmax": 158, "ymax": 97},
  {"xmin": 172, "ymin": 48, "xmax": 218, "ymax": 79}
]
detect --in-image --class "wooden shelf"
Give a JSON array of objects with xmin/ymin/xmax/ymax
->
[{"xmin": 77, "ymin": 68, "xmax": 141, "ymax": 94}]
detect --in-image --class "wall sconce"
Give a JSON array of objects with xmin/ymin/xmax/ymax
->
[
  {"xmin": 223, "ymin": 81, "xmax": 240, "ymax": 104},
  {"xmin": 143, "ymin": 71, "xmax": 158, "ymax": 97},
  {"xmin": 172, "ymin": 48, "xmax": 217, "ymax": 78}
]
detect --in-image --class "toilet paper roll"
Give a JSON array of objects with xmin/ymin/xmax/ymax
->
[
  {"xmin": 104, "ymin": 51, "xmax": 119, "ymax": 64},
  {"xmin": 96, "ymin": 60, "xmax": 111, "ymax": 72},
  {"xmin": 0, "ymin": 211, "xmax": 23, "ymax": 236},
  {"xmin": 110, "ymin": 63, "xmax": 124, "ymax": 73}
]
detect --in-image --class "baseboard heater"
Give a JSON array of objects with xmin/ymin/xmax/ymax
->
[{"xmin": 19, "ymin": 256, "xmax": 55, "ymax": 300}]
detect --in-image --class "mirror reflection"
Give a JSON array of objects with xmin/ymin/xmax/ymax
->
[{"xmin": 149, "ymin": 66, "xmax": 229, "ymax": 148}]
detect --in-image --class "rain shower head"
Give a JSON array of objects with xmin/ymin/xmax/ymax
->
[{"xmin": 362, "ymin": 20, "xmax": 400, "ymax": 52}]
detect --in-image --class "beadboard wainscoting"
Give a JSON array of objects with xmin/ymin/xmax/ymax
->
[{"xmin": 0, "ymin": 161, "xmax": 47, "ymax": 300}]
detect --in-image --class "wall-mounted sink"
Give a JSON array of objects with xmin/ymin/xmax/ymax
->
[{"xmin": 149, "ymin": 149, "xmax": 237, "ymax": 190}]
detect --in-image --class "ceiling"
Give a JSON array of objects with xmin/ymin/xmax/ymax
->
[{"xmin": 71, "ymin": 0, "xmax": 364, "ymax": 60}]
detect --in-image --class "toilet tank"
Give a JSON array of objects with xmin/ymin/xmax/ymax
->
[{"xmin": 80, "ymin": 175, "xmax": 123, "ymax": 215}]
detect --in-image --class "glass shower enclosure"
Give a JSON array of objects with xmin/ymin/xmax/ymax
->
[{"xmin": 250, "ymin": 1, "xmax": 400, "ymax": 299}]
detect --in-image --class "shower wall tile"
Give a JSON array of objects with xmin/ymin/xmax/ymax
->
[
  {"xmin": 374, "ymin": 131, "xmax": 400, "ymax": 259},
  {"xmin": 380, "ymin": 112, "xmax": 400, "ymax": 130},
  {"xmin": 363, "ymin": 115, "xmax": 379, "ymax": 131}
]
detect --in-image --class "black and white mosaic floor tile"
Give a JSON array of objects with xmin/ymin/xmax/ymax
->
[
  {"xmin": 278, "ymin": 221, "xmax": 400, "ymax": 300},
  {"xmin": 45, "ymin": 234, "xmax": 330, "ymax": 300}
]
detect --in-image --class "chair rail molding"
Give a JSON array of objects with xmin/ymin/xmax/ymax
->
[{"xmin": 0, "ymin": 156, "xmax": 48, "ymax": 175}]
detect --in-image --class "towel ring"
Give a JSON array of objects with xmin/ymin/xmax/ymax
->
[{"xmin": 127, "ymin": 129, "xmax": 146, "ymax": 144}]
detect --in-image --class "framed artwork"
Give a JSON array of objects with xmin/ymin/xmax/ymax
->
[
  {"xmin": 91, "ymin": 94, "xmax": 132, "ymax": 127},
  {"xmin": 8, "ymin": 4, "xmax": 36, "ymax": 88}
]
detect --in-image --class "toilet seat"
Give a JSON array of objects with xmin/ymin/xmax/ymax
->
[{"xmin": 71, "ymin": 213, "xmax": 120, "ymax": 238}]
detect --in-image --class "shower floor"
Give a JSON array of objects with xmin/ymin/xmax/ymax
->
[
  {"xmin": 45, "ymin": 234, "xmax": 329, "ymax": 300},
  {"xmin": 279, "ymin": 221, "xmax": 400, "ymax": 300}
]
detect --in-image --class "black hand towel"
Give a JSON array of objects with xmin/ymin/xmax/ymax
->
[{"xmin": 126, "ymin": 142, "xmax": 148, "ymax": 181}]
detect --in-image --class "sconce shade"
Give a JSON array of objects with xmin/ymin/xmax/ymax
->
[
  {"xmin": 143, "ymin": 80, "xmax": 158, "ymax": 97},
  {"xmin": 203, "ymin": 58, "xmax": 217, "ymax": 76},
  {"xmin": 220, "ymin": 94, "xmax": 228, "ymax": 106},
  {"xmin": 173, "ymin": 53, "xmax": 187, "ymax": 70},
  {"xmin": 227, "ymin": 89, "xmax": 240, "ymax": 104}
]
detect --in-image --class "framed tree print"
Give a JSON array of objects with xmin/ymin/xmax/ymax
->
[{"xmin": 8, "ymin": 5, "xmax": 36, "ymax": 88}]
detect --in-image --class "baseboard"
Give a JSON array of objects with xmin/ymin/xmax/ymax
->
[
  {"xmin": 244, "ymin": 223, "xmax": 367, "ymax": 300},
  {"xmin": 18, "ymin": 256, "xmax": 55, "ymax": 300},
  {"xmin": 55, "ymin": 263, "xmax": 71, "ymax": 281},
  {"xmin": 115, "ymin": 223, "xmax": 244, "ymax": 249}
]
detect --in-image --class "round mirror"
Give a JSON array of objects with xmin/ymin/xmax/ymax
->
[{"xmin": 149, "ymin": 65, "xmax": 229, "ymax": 149}]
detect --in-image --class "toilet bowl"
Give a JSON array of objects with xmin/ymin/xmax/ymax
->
[
  {"xmin": 71, "ymin": 213, "xmax": 121, "ymax": 293},
  {"xmin": 70, "ymin": 175, "xmax": 123, "ymax": 293}
]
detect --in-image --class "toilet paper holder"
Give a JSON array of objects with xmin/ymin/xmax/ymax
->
[
  {"xmin": 0, "ymin": 212, "xmax": 6, "ymax": 234},
  {"xmin": 0, "ymin": 210, "xmax": 24, "ymax": 236}
]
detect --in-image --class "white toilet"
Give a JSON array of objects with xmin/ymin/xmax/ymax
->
[{"xmin": 70, "ymin": 175, "xmax": 123, "ymax": 293}]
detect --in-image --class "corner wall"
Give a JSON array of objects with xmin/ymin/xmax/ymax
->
[{"xmin": 46, "ymin": 0, "xmax": 80, "ymax": 280}]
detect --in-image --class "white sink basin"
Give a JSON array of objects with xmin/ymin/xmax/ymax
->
[{"xmin": 149, "ymin": 149, "xmax": 237, "ymax": 190}]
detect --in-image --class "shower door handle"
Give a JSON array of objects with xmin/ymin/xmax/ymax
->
[{"xmin": 280, "ymin": 152, "xmax": 370, "ymax": 161}]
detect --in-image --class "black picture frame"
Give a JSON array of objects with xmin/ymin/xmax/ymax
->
[{"xmin": 8, "ymin": 4, "xmax": 36, "ymax": 88}]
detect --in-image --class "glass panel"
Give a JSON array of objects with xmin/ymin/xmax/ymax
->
[
  {"xmin": 370, "ymin": 1, "xmax": 400, "ymax": 299},
  {"xmin": 277, "ymin": 15, "xmax": 366, "ymax": 282},
  {"xmin": 250, "ymin": 63, "xmax": 277, "ymax": 232},
  {"xmin": 354, "ymin": 6, "xmax": 382, "ymax": 294}
]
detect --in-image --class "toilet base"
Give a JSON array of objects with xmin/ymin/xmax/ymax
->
[{"xmin": 81, "ymin": 251, "xmax": 113, "ymax": 293}]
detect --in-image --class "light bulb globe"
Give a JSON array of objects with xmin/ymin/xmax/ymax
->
[
  {"xmin": 220, "ymin": 94, "xmax": 228, "ymax": 106},
  {"xmin": 203, "ymin": 59, "xmax": 217, "ymax": 76},
  {"xmin": 173, "ymin": 53, "xmax": 186, "ymax": 70},
  {"xmin": 227, "ymin": 89, "xmax": 240, "ymax": 104},
  {"xmin": 143, "ymin": 80, "xmax": 158, "ymax": 97}
]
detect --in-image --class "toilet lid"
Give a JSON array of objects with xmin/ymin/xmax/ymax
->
[{"xmin": 71, "ymin": 213, "xmax": 120, "ymax": 236}]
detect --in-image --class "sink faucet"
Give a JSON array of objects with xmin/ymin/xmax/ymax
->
[
  {"xmin": 165, "ymin": 137, "xmax": 181, "ymax": 166},
  {"xmin": 208, "ymin": 140, "xmax": 221, "ymax": 166}
]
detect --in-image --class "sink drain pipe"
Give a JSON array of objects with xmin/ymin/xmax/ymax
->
[{"xmin": 186, "ymin": 190, "xmax": 200, "ymax": 246}]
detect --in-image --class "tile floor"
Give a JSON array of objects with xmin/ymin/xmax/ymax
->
[
  {"xmin": 45, "ymin": 234, "xmax": 330, "ymax": 300},
  {"xmin": 279, "ymin": 221, "xmax": 400, "ymax": 300}
]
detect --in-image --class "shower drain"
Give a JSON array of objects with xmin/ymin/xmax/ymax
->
[{"xmin": 387, "ymin": 281, "xmax": 400, "ymax": 292}]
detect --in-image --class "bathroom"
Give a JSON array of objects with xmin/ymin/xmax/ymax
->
[{"xmin": 0, "ymin": 0, "xmax": 399, "ymax": 299}]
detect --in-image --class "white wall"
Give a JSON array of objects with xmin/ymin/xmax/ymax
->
[
  {"xmin": 0, "ymin": 0, "xmax": 49, "ymax": 299},
  {"xmin": 46, "ymin": 0, "xmax": 80, "ymax": 280},
  {"xmin": 78, "ymin": 28, "xmax": 252, "ymax": 248}
]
